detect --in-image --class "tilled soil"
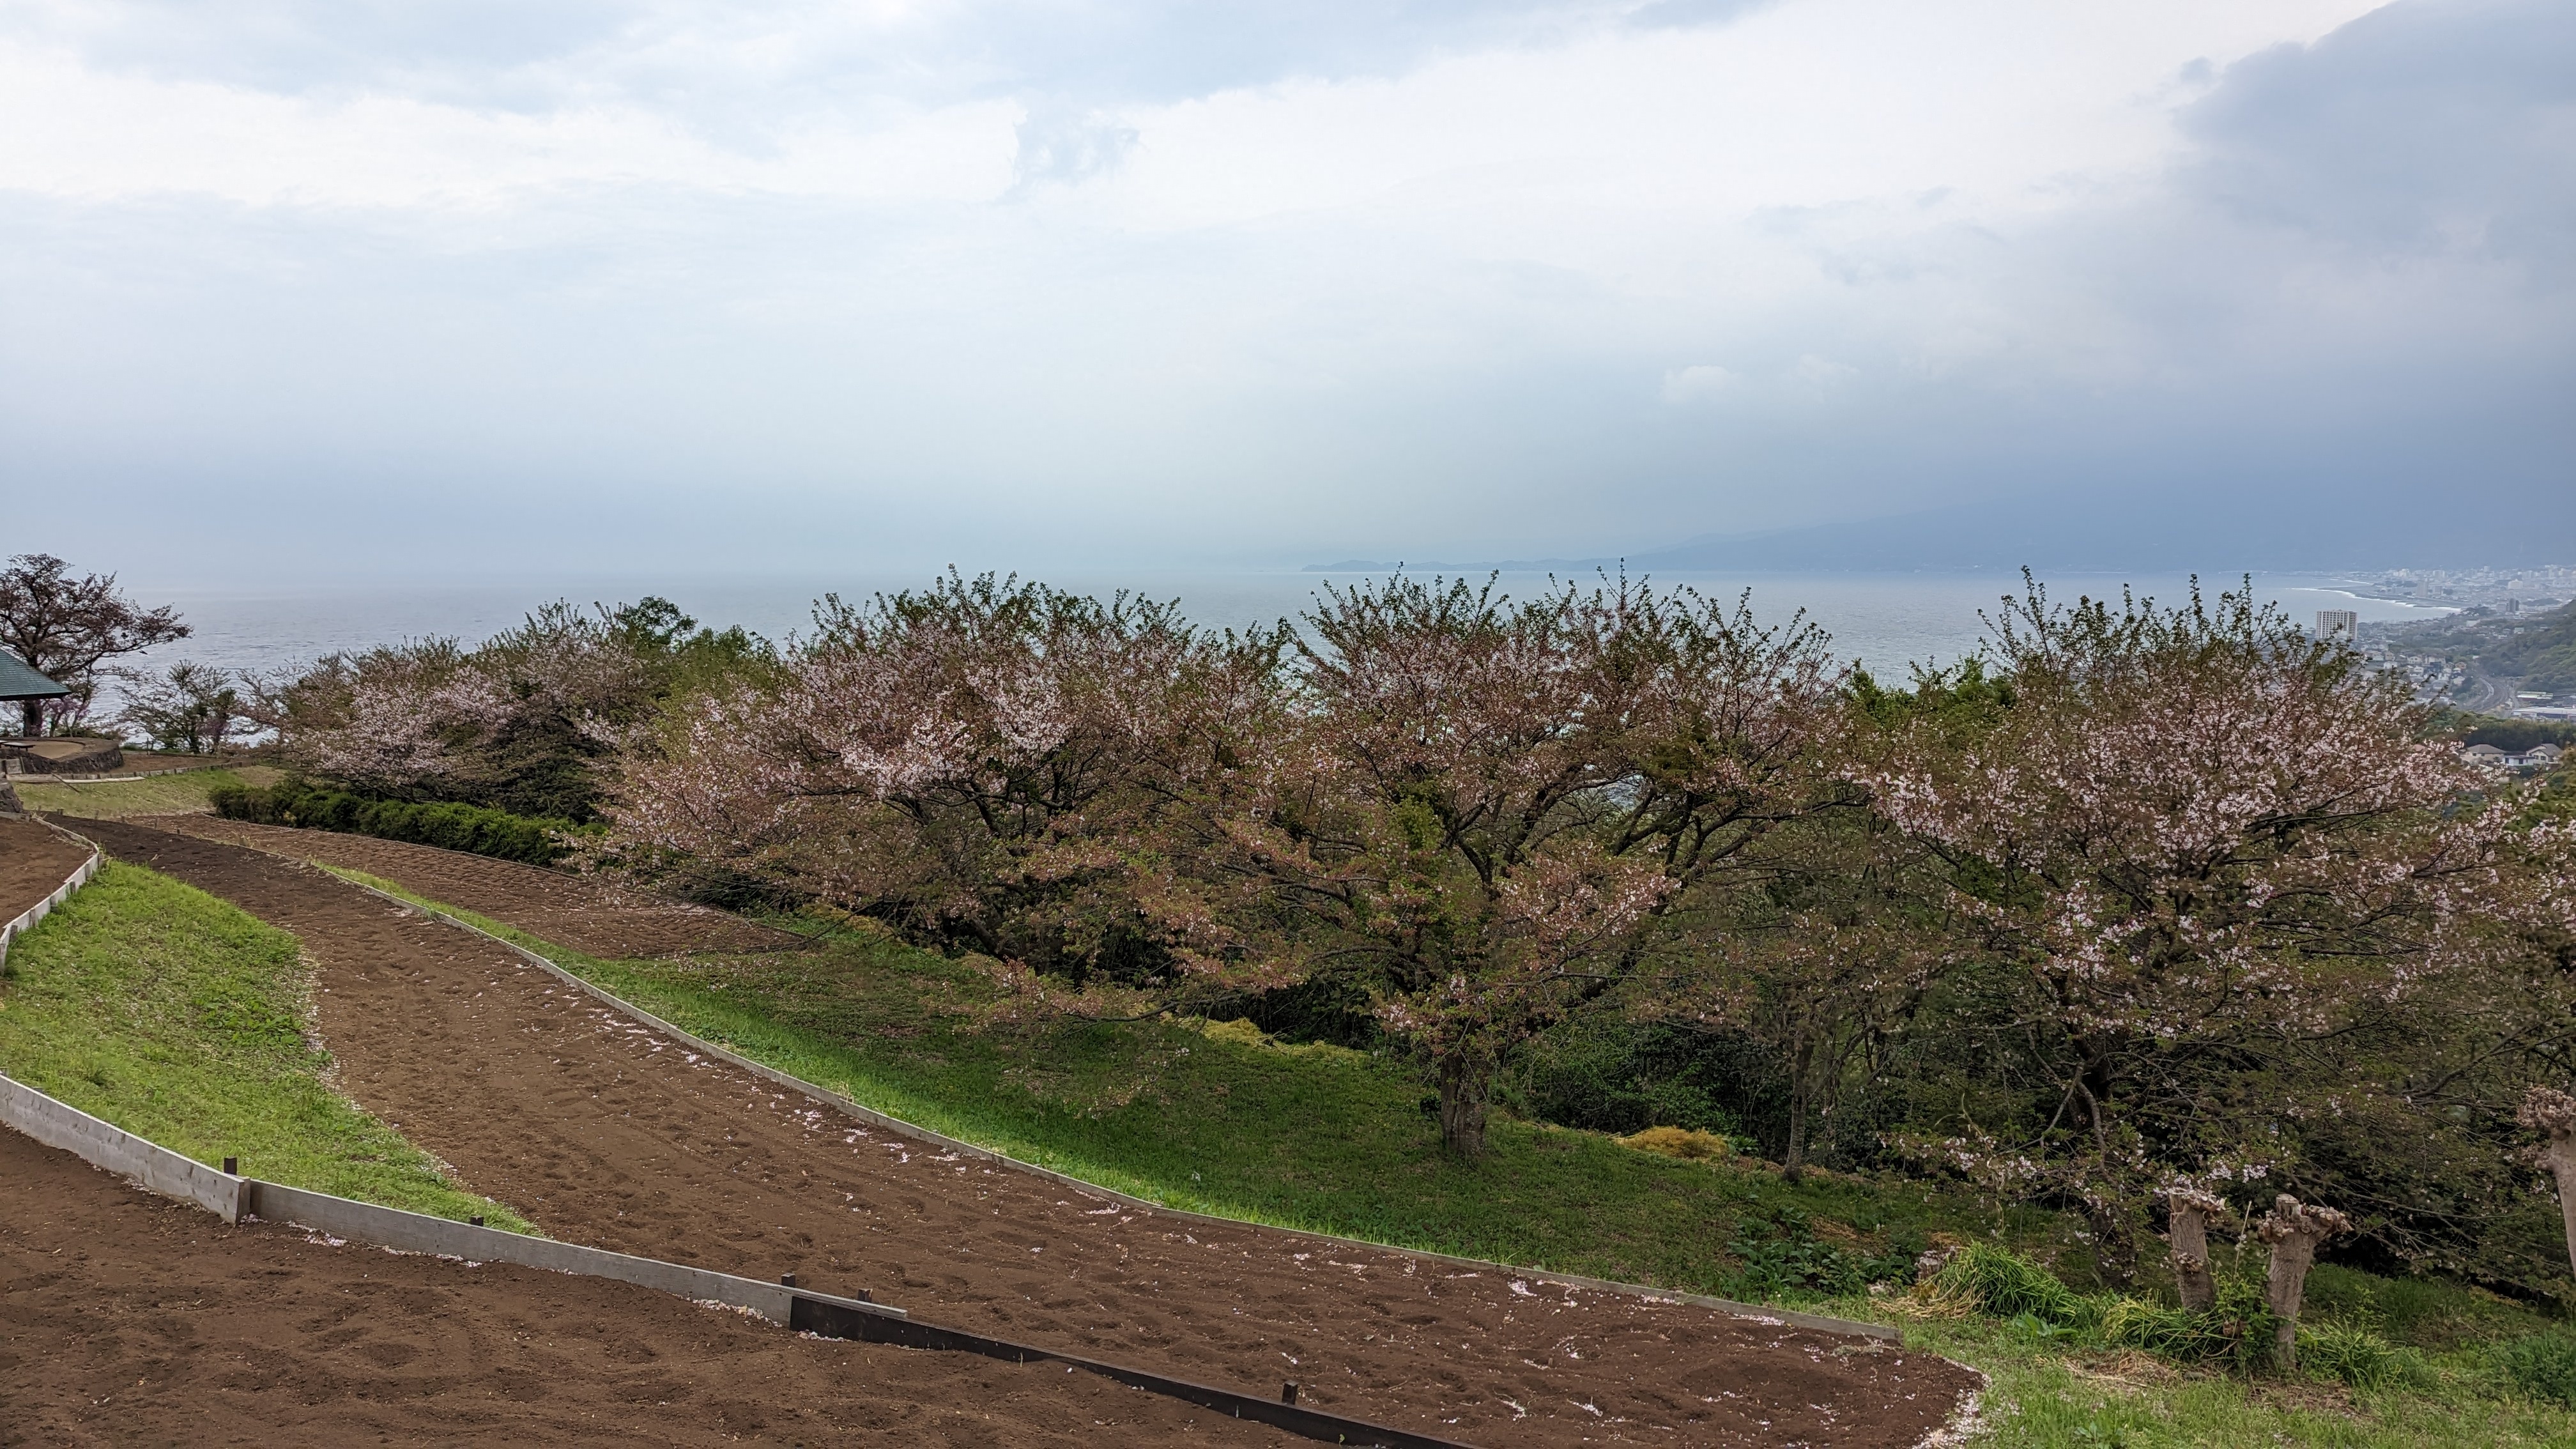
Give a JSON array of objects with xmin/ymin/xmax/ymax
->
[
  {"xmin": 167, "ymin": 815, "xmax": 795, "ymax": 958},
  {"xmin": 0, "ymin": 815, "xmax": 93, "ymax": 923},
  {"xmin": 0, "ymin": 1127, "xmax": 1296, "ymax": 1448},
  {"xmin": 68, "ymin": 819, "xmax": 1981, "ymax": 1448}
]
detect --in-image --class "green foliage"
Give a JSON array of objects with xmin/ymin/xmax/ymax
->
[
  {"xmin": 1936, "ymin": 1241, "xmax": 2092, "ymax": 1325},
  {"xmin": 1499, "ymin": 1014, "xmax": 1767, "ymax": 1143},
  {"xmin": 2486, "ymin": 602, "xmax": 2576, "ymax": 693},
  {"xmin": 2450, "ymin": 713, "xmax": 2576, "ymax": 753},
  {"xmin": 2299, "ymin": 1322, "xmax": 2421, "ymax": 1392},
  {"xmin": 1903, "ymin": 1310, "xmax": 2576, "ymax": 1448},
  {"xmin": 1722, "ymin": 1202, "xmax": 1917, "ymax": 1299},
  {"xmin": 2094, "ymin": 1296, "xmax": 2250, "ymax": 1364},
  {"xmin": 1928, "ymin": 1245, "xmax": 2437, "ymax": 1388},
  {"xmin": 0, "ymin": 862, "xmax": 523, "ymax": 1227},
  {"xmin": 2302, "ymin": 1262, "xmax": 2552, "ymax": 1352},
  {"xmin": 211, "ymin": 777, "xmax": 586, "ymax": 865},
  {"xmin": 2496, "ymin": 1332, "xmax": 2576, "ymax": 1407}
]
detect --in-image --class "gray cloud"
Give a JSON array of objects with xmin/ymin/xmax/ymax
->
[
  {"xmin": 1, "ymin": 1, "xmax": 2568, "ymax": 586},
  {"xmin": 2181, "ymin": 0, "xmax": 2576, "ymax": 264}
]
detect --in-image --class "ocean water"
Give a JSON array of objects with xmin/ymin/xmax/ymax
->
[{"xmin": 126, "ymin": 568, "xmax": 2449, "ymax": 688}]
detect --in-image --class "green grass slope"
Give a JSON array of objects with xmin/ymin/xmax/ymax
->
[
  {"xmin": 19, "ymin": 764, "xmax": 284, "ymax": 820},
  {"xmin": 0, "ymin": 860, "xmax": 526, "ymax": 1229}
]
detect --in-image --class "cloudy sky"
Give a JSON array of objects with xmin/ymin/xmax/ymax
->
[{"xmin": 3, "ymin": 0, "xmax": 2570, "ymax": 582}]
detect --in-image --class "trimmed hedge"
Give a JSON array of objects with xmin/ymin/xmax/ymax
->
[{"xmin": 208, "ymin": 779, "xmax": 586, "ymax": 866}]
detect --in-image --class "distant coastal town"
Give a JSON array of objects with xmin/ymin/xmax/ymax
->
[{"xmin": 2333, "ymin": 567, "xmax": 2576, "ymax": 723}]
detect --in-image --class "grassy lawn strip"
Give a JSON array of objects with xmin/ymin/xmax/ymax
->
[
  {"xmin": 22, "ymin": 765, "xmax": 285, "ymax": 820},
  {"xmin": 1855, "ymin": 1314, "xmax": 2576, "ymax": 1448},
  {"xmin": 0, "ymin": 859, "xmax": 529, "ymax": 1230}
]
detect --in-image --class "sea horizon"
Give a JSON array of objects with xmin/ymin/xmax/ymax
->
[{"xmin": 115, "ymin": 565, "xmax": 2458, "ymax": 692}]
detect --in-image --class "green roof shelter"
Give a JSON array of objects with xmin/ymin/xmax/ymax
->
[
  {"xmin": 2, "ymin": 654, "xmax": 71, "ymax": 738},
  {"xmin": 0, "ymin": 654, "xmax": 68, "ymax": 703}
]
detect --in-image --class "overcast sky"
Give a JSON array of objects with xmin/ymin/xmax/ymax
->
[{"xmin": 3, "ymin": 0, "xmax": 2570, "ymax": 583}]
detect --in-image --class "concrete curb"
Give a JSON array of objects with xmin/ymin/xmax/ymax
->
[
  {"xmin": 0, "ymin": 1070, "xmax": 1462, "ymax": 1448},
  {"xmin": 0, "ymin": 820, "xmax": 100, "ymax": 972},
  {"xmin": 1, "ymin": 1070, "xmax": 249, "ymax": 1220},
  {"xmin": 0, "ymin": 1071, "xmax": 902, "ymax": 1329},
  {"xmin": 347, "ymin": 873, "xmax": 1905, "ymax": 1346}
]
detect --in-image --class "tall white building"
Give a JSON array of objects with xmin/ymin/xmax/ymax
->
[{"xmin": 2317, "ymin": 610, "xmax": 2359, "ymax": 643}]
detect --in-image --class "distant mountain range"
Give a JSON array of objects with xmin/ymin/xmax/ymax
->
[{"xmin": 1308, "ymin": 489, "xmax": 2576, "ymax": 575}]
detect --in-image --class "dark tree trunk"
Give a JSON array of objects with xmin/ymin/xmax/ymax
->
[
  {"xmin": 1436, "ymin": 1053, "xmax": 1490, "ymax": 1158},
  {"xmin": 1783, "ymin": 1036, "xmax": 1814, "ymax": 1185},
  {"xmin": 2089, "ymin": 1201, "xmax": 2140, "ymax": 1288},
  {"xmin": 2071, "ymin": 1048, "xmax": 2138, "ymax": 1286},
  {"xmin": 20, "ymin": 698, "xmax": 40, "ymax": 738}
]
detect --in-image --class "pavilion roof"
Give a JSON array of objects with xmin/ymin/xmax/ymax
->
[{"xmin": 0, "ymin": 654, "xmax": 70, "ymax": 701}]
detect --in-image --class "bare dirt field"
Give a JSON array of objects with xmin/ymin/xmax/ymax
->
[
  {"xmin": 0, "ymin": 815, "xmax": 93, "ymax": 923},
  {"xmin": 171, "ymin": 815, "xmax": 793, "ymax": 958},
  {"xmin": 0, "ymin": 1126, "xmax": 1297, "ymax": 1448},
  {"xmin": 61, "ymin": 819, "xmax": 1982, "ymax": 1447}
]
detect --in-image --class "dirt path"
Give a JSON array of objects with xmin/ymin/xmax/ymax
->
[
  {"xmin": 167, "ymin": 815, "xmax": 793, "ymax": 958},
  {"xmin": 0, "ymin": 1126, "xmax": 1294, "ymax": 1448},
  {"xmin": 0, "ymin": 816, "xmax": 93, "ymax": 923},
  {"xmin": 72, "ymin": 819, "xmax": 1980, "ymax": 1448}
]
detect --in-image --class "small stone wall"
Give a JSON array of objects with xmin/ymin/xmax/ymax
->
[{"xmin": 4, "ymin": 738, "xmax": 123, "ymax": 776}]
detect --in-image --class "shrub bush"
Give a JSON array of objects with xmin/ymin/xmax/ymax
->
[
  {"xmin": 2497, "ymin": 1331, "xmax": 2576, "ymax": 1407},
  {"xmin": 210, "ymin": 779, "xmax": 583, "ymax": 866},
  {"xmin": 2097, "ymin": 1296, "xmax": 2239, "ymax": 1363},
  {"xmin": 2299, "ymin": 1322, "xmax": 2417, "ymax": 1392},
  {"xmin": 1618, "ymin": 1125, "xmax": 1734, "ymax": 1162},
  {"xmin": 1933, "ymin": 1243, "xmax": 2090, "ymax": 1326}
]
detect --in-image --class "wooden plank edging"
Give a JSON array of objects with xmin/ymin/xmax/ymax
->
[{"xmin": 344, "ymin": 875, "xmax": 1905, "ymax": 1346}]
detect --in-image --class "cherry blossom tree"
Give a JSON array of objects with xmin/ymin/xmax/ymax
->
[
  {"xmin": 273, "ymin": 597, "xmax": 754, "ymax": 818},
  {"xmin": 599, "ymin": 571, "xmax": 1288, "ymax": 991},
  {"xmin": 114, "ymin": 661, "xmax": 249, "ymax": 755},
  {"xmin": 0, "ymin": 553, "xmax": 188, "ymax": 737},
  {"xmin": 1857, "ymin": 575, "xmax": 2514, "ymax": 1278},
  {"xmin": 1211, "ymin": 574, "xmax": 1847, "ymax": 1156}
]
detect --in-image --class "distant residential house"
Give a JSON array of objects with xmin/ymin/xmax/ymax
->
[{"xmin": 2462, "ymin": 740, "xmax": 2568, "ymax": 772}]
